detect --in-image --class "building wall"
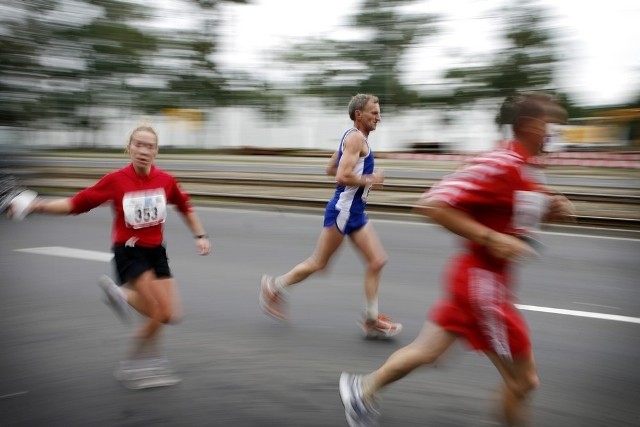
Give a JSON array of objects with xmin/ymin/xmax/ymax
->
[{"xmin": 1, "ymin": 99, "xmax": 501, "ymax": 153}]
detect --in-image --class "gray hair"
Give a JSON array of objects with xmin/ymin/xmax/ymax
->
[{"xmin": 348, "ymin": 94, "xmax": 379, "ymax": 121}]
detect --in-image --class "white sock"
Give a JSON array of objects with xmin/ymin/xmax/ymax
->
[
  {"xmin": 361, "ymin": 374, "xmax": 376, "ymax": 402},
  {"xmin": 273, "ymin": 276, "xmax": 287, "ymax": 293},
  {"xmin": 366, "ymin": 299, "xmax": 378, "ymax": 321}
]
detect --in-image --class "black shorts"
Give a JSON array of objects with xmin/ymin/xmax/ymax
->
[{"xmin": 112, "ymin": 244, "xmax": 172, "ymax": 286}]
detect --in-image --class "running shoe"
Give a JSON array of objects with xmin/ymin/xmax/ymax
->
[
  {"xmin": 115, "ymin": 358, "xmax": 181, "ymax": 389},
  {"xmin": 359, "ymin": 313, "xmax": 402, "ymax": 339},
  {"xmin": 98, "ymin": 275, "xmax": 130, "ymax": 324},
  {"xmin": 339, "ymin": 372, "xmax": 380, "ymax": 427},
  {"xmin": 259, "ymin": 274, "xmax": 288, "ymax": 320}
]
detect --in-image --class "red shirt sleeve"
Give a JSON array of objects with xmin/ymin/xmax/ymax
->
[
  {"xmin": 69, "ymin": 172, "xmax": 115, "ymax": 214},
  {"xmin": 167, "ymin": 178, "xmax": 193, "ymax": 215},
  {"xmin": 425, "ymin": 158, "xmax": 517, "ymax": 212}
]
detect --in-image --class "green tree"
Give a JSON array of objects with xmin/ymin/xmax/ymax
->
[
  {"xmin": 137, "ymin": 0, "xmax": 287, "ymax": 117},
  {"xmin": 0, "ymin": 0, "xmax": 66, "ymax": 125},
  {"xmin": 0, "ymin": 0, "xmax": 162, "ymax": 128},
  {"xmin": 280, "ymin": 0, "xmax": 439, "ymax": 108},
  {"xmin": 0, "ymin": 0, "xmax": 286, "ymax": 129},
  {"xmin": 442, "ymin": 0, "xmax": 568, "ymax": 123}
]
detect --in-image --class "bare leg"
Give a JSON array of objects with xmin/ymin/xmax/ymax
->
[
  {"xmin": 349, "ymin": 223, "xmax": 387, "ymax": 302},
  {"xmin": 485, "ymin": 351, "xmax": 539, "ymax": 426},
  {"xmin": 365, "ymin": 322, "xmax": 458, "ymax": 399},
  {"xmin": 127, "ymin": 271, "xmax": 181, "ymax": 359},
  {"xmin": 279, "ymin": 226, "xmax": 344, "ymax": 288}
]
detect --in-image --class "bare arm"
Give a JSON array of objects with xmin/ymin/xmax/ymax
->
[
  {"xmin": 182, "ymin": 210, "xmax": 210, "ymax": 256},
  {"xmin": 30, "ymin": 198, "xmax": 74, "ymax": 215},
  {"xmin": 335, "ymin": 134, "xmax": 383, "ymax": 187},
  {"xmin": 416, "ymin": 199, "xmax": 535, "ymax": 262},
  {"xmin": 326, "ymin": 151, "xmax": 338, "ymax": 176}
]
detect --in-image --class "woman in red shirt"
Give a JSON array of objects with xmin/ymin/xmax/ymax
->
[{"xmin": 25, "ymin": 126, "xmax": 210, "ymax": 389}]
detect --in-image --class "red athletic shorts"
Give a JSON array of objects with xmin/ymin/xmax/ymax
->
[{"xmin": 429, "ymin": 253, "xmax": 531, "ymax": 359}]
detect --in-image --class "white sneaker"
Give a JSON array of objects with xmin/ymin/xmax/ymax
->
[
  {"xmin": 339, "ymin": 372, "xmax": 380, "ymax": 427},
  {"xmin": 115, "ymin": 358, "xmax": 181, "ymax": 389},
  {"xmin": 259, "ymin": 274, "xmax": 288, "ymax": 320},
  {"xmin": 359, "ymin": 313, "xmax": 403, "ymax": 339},
  {"xmin": 98, "ymin": 275, "xmax": 130, "ymax": 324}
]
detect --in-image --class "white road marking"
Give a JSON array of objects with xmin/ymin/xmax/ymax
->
[
  {"xmin": 516, "ymin": 304, "xmax": 640, "ymax": 324},
  {"xmin": 14, "ymin": 245, "xmax": 640, "ymax": 324},
  {"xmin": 0, "ymin": 391, "xmax": 28, "ymax": 399},
  {"xmin": 539, "ymin": 229, "xmax": 640, "ymax": 242},
  {"xmin": 572, "ymin": 302, "xmax": 621, "ymax": 310},
  {"xmin": 15, "ymin": 246, "xmax": 113, "ymax": 262}
]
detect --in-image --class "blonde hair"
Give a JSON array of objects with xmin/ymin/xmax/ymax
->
[
  {"xmin": 128, "ymin": 125, "xmax": 158, "ymax": 145},
  {"xmin": 125, "ymin": 125, "xmax": 158, "ymax": 154}
]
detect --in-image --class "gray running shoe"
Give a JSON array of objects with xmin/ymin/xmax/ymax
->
[
  {"xmin": 98, "ymin": 275, "xmax": 130, "ymax": 324},
  {"xmin": 339, "ymin": 372, "xmax": 380, "ymax": 427}
]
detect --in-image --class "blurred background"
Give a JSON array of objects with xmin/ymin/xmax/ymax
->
[
  {"xmin": 1, "ymin": 0, "xmax": 639, "ymax": 153},
  {"xmin": 1, "ymin": 3, "xmax": 639, "ymax": 425}
]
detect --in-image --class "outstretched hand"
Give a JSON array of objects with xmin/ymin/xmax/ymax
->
[{"xmin": 7, "ymin": 191, "xmax": 38, "ymax": 221}]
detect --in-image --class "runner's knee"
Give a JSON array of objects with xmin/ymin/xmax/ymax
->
[
  {"xmin": 523, "ymin": 371, "xmax": 539, "ymax": 393},
  {"xmin": 307, "ymin": 257, "xmax": 328, "ymax": 272},
  {"xmin": 509, "ymin": 371, "xmax": 539, "ymax": 397},
  {"xmin": 368, "ymin": 254, "xmax": 387, "ymax": 272}
]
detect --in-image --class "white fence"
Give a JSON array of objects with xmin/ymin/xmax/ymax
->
[{"xmin": 0, "ymin": 100, "xmax": 502, "ymax": 153}]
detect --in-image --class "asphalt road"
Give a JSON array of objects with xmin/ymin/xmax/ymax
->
[{"xmin": 1, "ymin": 205, "xmax": 639, "ymax": 427}]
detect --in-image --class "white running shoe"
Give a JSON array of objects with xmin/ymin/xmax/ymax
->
[
  {"xmin": 339, "ymin": 372, "xmax": 380, "ymax": 427},
  {"xmin": 115, "ymin": 358, "xmax": 181, "ymax": 390},
  {"xmin": 9, "ymin": 190, "xmax": 37, "ymax": 221},
  {"xmin": 259, "ymin": 274, "xmax": 288, "ymax": 320},
  {"xmin": 359, "ymin": 313, "xmax": 403, "ymax": 339},
  {"xmin": 98, "ymin": 275, "xmax": 130, "ymax": 324}
]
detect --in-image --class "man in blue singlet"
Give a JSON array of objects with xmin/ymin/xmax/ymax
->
[{"xmin": 260, "ymin": 93, "xmax": 402, "ymax": 339}]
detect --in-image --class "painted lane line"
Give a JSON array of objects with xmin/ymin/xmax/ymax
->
[
  {"xmin": 14, "ymin": 246, "xmax": 639, "ymax": 324},
  {"xmin": 15, "ymin": 246, "xmax": 113, "ymax": 262},
  {"xmin": 0, "ymin": 391, "xmax": 28, "ymax": 399},
  {"xmin": 572, "ymin": 302, "xmax": 621, "ymax": 310},
  {"xmin": 516, "ymin": 304, "xmax": 640, "ymax": 324}
]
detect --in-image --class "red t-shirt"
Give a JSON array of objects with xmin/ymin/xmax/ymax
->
[
  {"xmin": 423, "ymin": 145, "xmax": 547, "ymax": 268},
  {"xmin": 424, "ymin": 144, "xmax": 549, "ymax": 358},
  {"xmin": 70, "ymin": 164, "xmax": 193, "ymax": 247}
]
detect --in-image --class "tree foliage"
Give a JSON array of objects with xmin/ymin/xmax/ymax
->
[
  {"xmin": 280, "ymin": 0, "xmax": 439, "ymax": 109},
  {"xmin": 441, "ymin": 0, "xmax": 575, "ymax": 124},
  {"xmin": 0, "ymin": 0, "xmax": 286, "ymax": 128}
]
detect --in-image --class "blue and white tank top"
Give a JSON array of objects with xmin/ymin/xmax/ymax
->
[{"xmin": 330, "ymin": 127, "xmax": 375, "ymax": 214}]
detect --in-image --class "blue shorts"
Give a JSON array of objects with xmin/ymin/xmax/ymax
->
[{"xmin": 323, "ymin": 204, "xmax": 368, "ymax": 235}]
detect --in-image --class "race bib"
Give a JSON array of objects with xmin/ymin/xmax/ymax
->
[
  {"xmin": 123, "ymin": 189, "xmax": 167, "ymax": 229},
  {"xmin": 512, "ymin": 191, "xmax": 548, "ymax": 235},
  {"xmin": 362, "ymin": 182, "xmax": 372, "ymax": 201}
]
